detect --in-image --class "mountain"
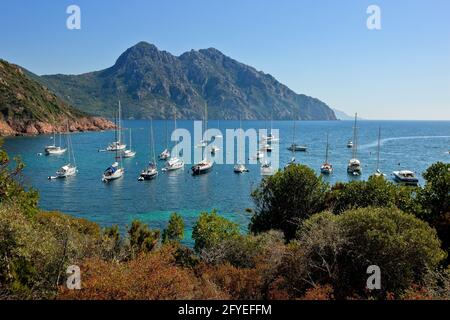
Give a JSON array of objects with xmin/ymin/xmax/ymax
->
[
  {"xmin": 0, "ymin": 59, "xmax": 114, "ymax": 136},
  {"xmin": 40, "ymin": 42, "xmax": 336, "ymax": 120}
]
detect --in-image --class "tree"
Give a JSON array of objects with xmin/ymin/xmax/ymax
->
[
  {"xmin": 192, "ymin": 211, "xmax": 240, "ymax": 253},
  {"xmin": 162, "ymin": 213, "xmax": 184, "ymax": 244},
  {"xmin": 281, "ymin": 207, "xmax": 446, "ymax": 299},
  {"xmin": 127, "ymin": 220, "xmax": 160, "ymax": 255},
  {"xmin": 250, "ymin": 164, "xmax": 329, "ymax": 240},
  {"xmin": 418, "ymin": 162, "xmax": 450, "ymax": 256},
  {"xmin": 0, "ymin": 140, "xmax": 39, "ymax": 218}
]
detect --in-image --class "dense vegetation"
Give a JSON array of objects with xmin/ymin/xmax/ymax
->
[
  {"xmin": 0, "ymin": 59, "xmax": 85, "ymax": 123},
  {"xmin": 39, "ymin": 42, "xmax": 336, "ymax": 120},
  {"xmin": 0, "ymin": 141, "xmax": 448, "ymax": 300}
]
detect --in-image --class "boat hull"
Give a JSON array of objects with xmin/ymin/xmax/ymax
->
[
  {"xmin": 102, "ymin": 168, "xmax": 124, "ymax": 182},
  {"xmin": 191, "ymin": 163, "xmax": 213, "ymax": 175}
]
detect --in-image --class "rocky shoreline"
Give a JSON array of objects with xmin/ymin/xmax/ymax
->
[{"xmin": 0, "ymin": 116, "xmax": 115, "ymax": 136}]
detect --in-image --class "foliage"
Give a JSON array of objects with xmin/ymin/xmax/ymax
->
[
  {"xmin": 127, "ymin": 220, "xmax": 160, "ymax": 256},
  {"xmin": 0, "ymin": 206, "xmax": 103, "ymax": 299},
  {"xmin": 330, "ymin": 175, "xmax": 419, "ymax": 214},
  {"xmin": 0, "ymin": 140, "xmax": 39, "ymax": 218},
  {"xmin": 58, "ymin": 246, "xmax": 228, "ymax": 300},
  {"xmin": 417, "ymin": 162, "xmax": 450, "ymax": 255},
  {"xmin": 192, "ymin": 211, "xmax": 240, "ymax": 253},
  {"xmin": 162, "ymin": 212, "xmax": 184, "ymax": 244},
  {"xmin": 280, "ymin": 207, "xmax": 447, "ymax": 299},
  {"xmin": 250, "ymin": 164, "xmax": 329, "ymax": 240}
]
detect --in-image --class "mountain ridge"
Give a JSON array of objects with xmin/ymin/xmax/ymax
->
[{"xmin": 39, "ymin": 42, "xmax": 336, "ymax": 121}]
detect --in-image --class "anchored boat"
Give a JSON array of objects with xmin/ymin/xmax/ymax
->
[
  {"xmin": 392, "ymin": 170, "xmax": 419, "ymax": 186},
  {"xmin": 347, "ymin": 113, "xmax": 362, "ymax": 176}
]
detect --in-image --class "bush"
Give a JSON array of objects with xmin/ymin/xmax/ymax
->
[
  {"xmin": 279, "ymin": 207, "xmax": 446, "ymax": 299},
  {"xmin": 192, "ymin": 211, "xmax": 240, "ymax": 253},
  {"xmin": 250, "ymin": 164, "xmax": 329, "ymax": 240},
  {"xmin": 418, "ymin": 162, "xmax": 450, "ymax": 255},
  {"xmin": 127, "ymin": 220, "xmax": 160, "ymax": 256},
  {"xmin": 162, "ymin": 213, "xmax": 184, "ymax": 244},
  {"xmin": 0, "ymin": 141, "xmax": 39, "ymax": 218},
  {"xmin": 0, "ymin": 206, "xmax": 104, "ymax": 299},
  {"xmin": 58, "ymin": 246, "xmax": 227, "ymax": 300}
]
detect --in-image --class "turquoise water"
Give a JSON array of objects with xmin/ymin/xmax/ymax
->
[{"xmin": 3, "ymin": 120, "xmax": 450, "ymax": 245}]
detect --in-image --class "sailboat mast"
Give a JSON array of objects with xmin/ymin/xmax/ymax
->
[
  {"xmin": 352, "ymin": 113, "xmax": 358, "ymax": 159},
  {"xmin": 376, "ymin": 127, "xmax": 381, "ymax": 170},
  {"xmin": 118, "ymin": 100, "xmax": 122, "ymax": 144},
  {"xmin": 151, "ymin": 119, "xmax": 156, "ymax": 164},
  {"xmin": 204, "ymin": 102, "xmax": 208, "ymax": 161},
  {"xmin": 174, "ymin": 113, "xmax": 178, "ymax": 156},
  {"xmin": 325, "ymin": 132, "xmax": 329, "ymax": 163}
]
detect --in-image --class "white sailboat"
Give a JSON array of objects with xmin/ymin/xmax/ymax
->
[
  {"xmin": 234, "ymin": 116, "xmax": 248, "ymax": 173},
  {"xmin": 347, "ymin": 113, "xmax": 362, "ymax": 176},
  {"xmin": 263, "ymin": 116, "xmax": 279, "ymax": 143},
  {"xmin": 159, "ymin": 120, "xmax": 171, "ymax": 160},
  {"xmin": 192, "ymin": 103, "xmax": 213, "ymax": 175},
  {"xmin": 214, "ymin": 119, "xmax": 223, "ymax": 139},
  {"xmin": 165, "ymin": 113, "xmax": 184, "ymax": 171},
  {"xmin": 45, "ymin": 131, "xmax": 67, "ymax": 155},
  {"xmin": 106, "ymin": 101, "xmax": 126, "ymax": 152},
  {"xmin": 320, "ymin": 132, "xmax": 333, "ymax": 174},
  {"xmin": 49, "ymin": 123, "xmax": 77, "ymax": 179},
  {"xmin": 139, "ymin": 119, "xmax": 159, "ymax": 180},
  {"xmin": 287, "ymin": 119, "xmax": 307, "ymax": 152},
  {"xmin": 123, "ymin": 128, "xmax": 136, "ymax": 158},
  {"xmin": 373, "ymin": 127, "xmax": 385, "ymax": 177},
  {"xmin": 103, "ymin": 101, "xmax": 125, "ymax": 182}
]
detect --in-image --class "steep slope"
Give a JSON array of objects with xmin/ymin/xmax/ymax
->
[
  {"xmin": 41, "ymin": 42, "xmax": 336, "ymax": 120},
  {"xmin": 0, "ymin": 59, "xmax": 115, "ymax": 136}
]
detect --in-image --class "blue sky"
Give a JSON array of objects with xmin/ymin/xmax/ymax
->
[{"xmin": 1, "ymin": 0, "xmax": 449, "ymax": 120}]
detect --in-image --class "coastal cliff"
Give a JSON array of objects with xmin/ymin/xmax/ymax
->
[{"xmin": 0, "ymin": 59, "xmax": 115, "ymax": 136}]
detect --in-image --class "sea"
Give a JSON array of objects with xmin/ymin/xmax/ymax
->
[{"xmin": 3, "ymin": 120, "xmax": 449, "ymax": 245}]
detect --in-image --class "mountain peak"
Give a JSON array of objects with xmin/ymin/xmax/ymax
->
[{"xmin": 114, "ymin": 42, "xmax": 163, "ymax": 67}]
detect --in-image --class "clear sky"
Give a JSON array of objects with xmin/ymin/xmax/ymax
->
[{"xmin": 1, "ymin": 0, "xmax": 449, "ymax": 120}]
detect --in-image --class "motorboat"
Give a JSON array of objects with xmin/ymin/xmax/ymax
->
[
  {"xmin": 392, "ymin": 170, "xmax": 419, "ymax": 186},
  {"xmin": 347, "ymin": 140, "xmax": 353, "ymax": 148},
  {"xmin": 287, "ymin": 143, "xmax": 307, "ymax": 152},
  {"xmin": 347, "ymin": 158, "xmax": 362, "ymax": 176}
]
